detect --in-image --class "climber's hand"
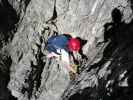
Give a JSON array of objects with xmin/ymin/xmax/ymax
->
[{"xmin": 69, "ymin": 64, "xmax": 77, "ymax": 74}]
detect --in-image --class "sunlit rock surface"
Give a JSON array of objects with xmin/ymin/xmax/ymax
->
[{"xmin": 0, "ymin": 0, "xmax": 133, "ymax": 100}]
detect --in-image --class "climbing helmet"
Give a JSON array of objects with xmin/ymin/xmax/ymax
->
[{"xmin": 67, "ymin": 38, "xmax": 80, "ymax": 52}]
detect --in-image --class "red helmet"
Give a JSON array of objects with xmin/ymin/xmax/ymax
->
[{"xmin": 67, "ymin": 38, "xmax": 80, "ymax": 52}]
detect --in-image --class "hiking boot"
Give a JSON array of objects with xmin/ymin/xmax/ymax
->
[{"xmin": 69, "ymin": 71, "xmax": 76, "ymax": 80}]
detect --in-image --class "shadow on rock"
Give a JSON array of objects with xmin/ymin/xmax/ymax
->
[
  {"xmin": 88, "ymin": 8, "xmax": 129, "ymax": 71},
  {"xmin": 86, "ymin": 7, "xmax": 133, "ymax": 100},
  {"xmin": 76, "ymin": 37, "xmax": 88, "ymax": 60},
  {"xmin": 0, "ymin": 55, "xmax": 17, "ymax": 100},
  {"xmin": 0, "ymin": 0, "xmax": 19, "ymax": 48},
  {"xmin": 69, "ymin": 87, "xmax": 97, "ymax": 100},
  {"xmin": 66, "ymin": 6, "xmax": 133, "ymax": 100}
]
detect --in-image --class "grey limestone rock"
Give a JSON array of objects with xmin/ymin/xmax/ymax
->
[{"xmin": 0, "ymin": 0, "xmax": 132, "ymax": 100}]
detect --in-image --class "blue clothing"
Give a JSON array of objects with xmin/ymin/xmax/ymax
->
[{"xmin": 47, "ymin": 35, "xmax": 68, "ymax": 54}]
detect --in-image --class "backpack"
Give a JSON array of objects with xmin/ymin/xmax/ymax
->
[{"xmin": 47, "ymin": 35, "xmax": 68, "ymax": 54}]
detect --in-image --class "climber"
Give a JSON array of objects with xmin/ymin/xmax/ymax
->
[{"xmin": 46, "ymin": 34, "xmax": 80, "ymax": 74}]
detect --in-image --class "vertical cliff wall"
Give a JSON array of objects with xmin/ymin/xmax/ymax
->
[{"xmin": 0, "ymin": 0, "xmax": 133, "ymax": 100}]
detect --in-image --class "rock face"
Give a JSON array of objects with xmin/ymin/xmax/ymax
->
[{"xmin": 0, "ymin": 0, "xmax": 133, "ymax": 100}]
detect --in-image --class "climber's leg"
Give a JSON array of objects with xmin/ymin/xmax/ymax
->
[
  {"xmin": 61, "ymin": 49, "xmax": 76, "ymax": 73},
  {"xmin": 47, "ymin": 52, "xmax": 60, "ymax": 58}
]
